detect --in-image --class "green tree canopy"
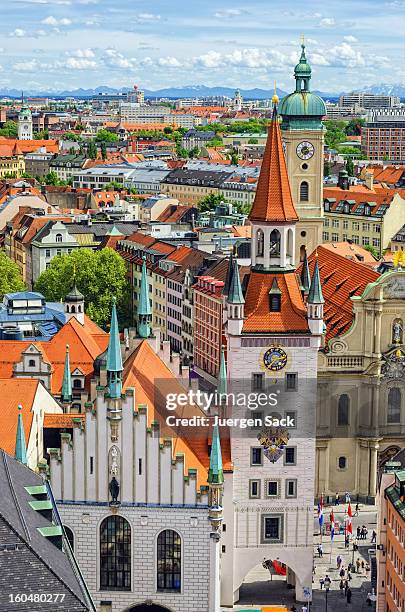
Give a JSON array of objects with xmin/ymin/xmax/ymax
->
[
  {"xmin": 198, "ymin": 193, "xmax": 225, "ymax": 212},
  {"xmin": 34, "ymin": 248, "xmax": 130, "ymax": 329},
  {"xmin": 0, "ymin": 121, "xmax": 18, "ymax": 138},
  {"xmin": 363, "ymin": 244, "xmax": 379, "ymax": 259},
  {"xmin": 0, "ymin": 251, "xmax": 25, "ymax": 298},
  {"xmin": 63, "ymin": 131, "xmax": 82, "ymax": 142},
  {"xmin": 345, "ymin": 158, "xmax": 355, "ymax": 177},
  {"xmin": 95, "ymin": 129, "xmax": 119, "ymax": 142}
]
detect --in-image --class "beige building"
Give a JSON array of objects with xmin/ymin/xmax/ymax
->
[
  {"xmin": 0, "ymin": 145, "xmax": 25, "ymax": 178},
  {"xmin": 139, "ymin": 195, "xmax": 179, "ymax": 224},
  {"xmin": 314, "ymin": 246, "xmax": 405, "ymax": 501},
  {"xmin": 323, "ymin": 180, "xmax": 405, "ymax": 257},
  {"xmin": 160, "ymin": 168, "xmax": 231, "ymax": 206}
]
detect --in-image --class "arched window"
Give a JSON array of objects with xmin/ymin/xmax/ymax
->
[
  {"xmin": 269, "ymin": 229, "xmax": 281, "ymax": 257},
  {"xmin": 287, "ymin": 228, "xmax": 293, "ymax": 258},
  {"xmin": 157, "ymin": 529, "xmax": 181, "ymax": 592},
  {"xmin": 63, "ymin": 525, "xmax": 74, "ymax": 551},
  {"xmin": 337, "ymin": 394, "xmax": 350, "ymax": 426},
  {"xmin": 256, "ymin": 229, "xmax": 264, "ymax": 257},
  {"xmin": 56, "ymin": 233, "xmax": 63, "ymax": 243},
  {"xmin": 73, "ymin": 379, "xmax": 82, "ymax": 389},
  {"xmin": 387, "ymin": 388, "xmax": 401, "ymax": 424},
  {"xmin": 100, "ymin": 516, "xmax": 131, "ymax": 591},
  {"xmin": 300, "ymin": 245, "xmax": 306, "ymax": 262},
  {"xmin": 28, "ymin": 359, "xmax": 36, "ymax": 367},
  {"xmin": 71, "ymin": 305, "xmax": 76, "ymax": 313},
  {"xmin": 300, "ymin": 181, "xmax": 309, "ymax": 202}
]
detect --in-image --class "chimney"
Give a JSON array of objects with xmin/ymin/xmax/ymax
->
[{"xmin": 365, "ymin": 171, "xmax": 374, "ymax": 191}]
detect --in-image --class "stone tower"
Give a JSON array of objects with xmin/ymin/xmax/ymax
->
[
  {"xmin": 18, "ymin": 96, "xmax": 33, "ymax": 141},
  {"xmin": 279, "ymin": 41, "xmax": 326, "ymax": 261}
]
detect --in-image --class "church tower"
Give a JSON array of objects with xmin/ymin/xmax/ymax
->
[
  {"xmin": 279, "ymin": 41, "xmax": 326, "ymax": 261},
  {"xmin": 18, "ymin": 96, "xmax": 33, "ymax": 141}
]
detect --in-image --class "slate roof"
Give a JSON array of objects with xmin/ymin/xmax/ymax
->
[{"xmin": 0, "ymin": 451, "xmax": 94, "ymax": 611}]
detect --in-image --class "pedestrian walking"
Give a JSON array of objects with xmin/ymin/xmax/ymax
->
[
  {"xmin": 371, "ymin": 529, "xmax": 377, "ymax": 543},
  {"xmin": 337, "ymin": 554, "xmax": 342, "ymax": 569},
  {"xmin": 302, "ymin": 606, "xmax": 307, "ymax": 612},
  {"xmin": 355, "ymin": 502, "xmax": 360, "ymax": 516},
  {"xmin": 361, "ymin": 560, "xmax": 365, "ymax": 571},
  {"xmin": 291, "ymin": 606, "xmax": 297, "ymax": 612},
  {"xmin": 339, "ymin": 579, "xmax": 345, "ymax": 595},
  {"xmin": 335, "ymin": 492, "xmax": 340, "ymax": 505},
  {"xmin": 320, "ymin": 577, "xmax": 324, "ymax": 590},
  {"xmin": 340, "ymin": 567, "xmax": 345, "ymax": 579},
  {"xmin": 347, "ymin": 587, "xmax": 352, "ymax": 603},
  {"xmin": 356, "ymin": 558, "xmax": 361, "ymax": 573},
  {"xmin": 317, "ymin": 543, "xmax": 323, "ymax": 557},
  {"xmin": 344, "ymin": 580, "xmax": 349, "ymax": 595},
  {"xmin": 357, "ymin": 525, "xmax": 361, "ymax": 538},
  {"xmin": 345, "ymin": 535, "xmax": 350, "ymax": 549}
]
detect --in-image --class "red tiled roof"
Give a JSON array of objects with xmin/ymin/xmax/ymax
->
[
  {"xmin": 243, "ymin": 271, "xmax": 309, "ymax": 333},
  {"xmin": 303, "ymin": 246, "xmax": 380, "ymax": 349},
  {"xmin": 249, "ymin": 110, "xmax": 298, "ymax": 223},
  {"xmin": 0, "ymin": 378, "xmax": 39, "ymax": 455},
  {"xmin": 0, "ymin": 137, "xmax": 59, "ymax": 154},
  {"xmin": 44, "ymin": 413, "xmax": 85, "ymax": 428}
]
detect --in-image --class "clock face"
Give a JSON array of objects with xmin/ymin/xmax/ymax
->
[
  {"xmin": 23, "ymin": 124, "xmax": 28, "ymax": 130},
  {"xmin": 297, "ymin": 141, "xmax": 315, "ymax": 160},
  {"xmin": 261, "ymin": 346, "xmax": 288, "ymax": 372}
]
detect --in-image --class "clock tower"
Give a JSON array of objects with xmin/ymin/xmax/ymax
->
[
  {"xmin": 18, "ymin": 96, "xmax": 33, "ymax": 141},
  {"xmin": 279, "ymin": 42, "xmax": 326, "ymax": 261}
]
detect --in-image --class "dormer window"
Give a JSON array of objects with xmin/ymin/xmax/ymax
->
[
  {"xmin": 344, "ymin": 203, "xmax": 349, "ymax": 213},
  {"xmin": 365, "ymin": 206, "xmax": 370, "ymax": 216},
  {"xmin": 269, "ymin": 278, "xmax": 281, "ymax": 312},
  {"xmin": 56, "ymin": 233, "xmax": 63, "ymax": 243},
  {"xmin": 324, "ymin": 202, "xmax": 330, "ymax": 211}
]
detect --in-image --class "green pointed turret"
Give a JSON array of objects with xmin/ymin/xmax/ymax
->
[
  {"xmin": 15, "ymin": 405, "xmax": 27, "ymax": 465},
  {"xmin": 228, "ymin": 260, "xmax": 244, "ymax": 305},
  {"xmin": 138, "ymin": 256, "xmax": 152, "ymax": 338},
  {"xmin": 308, "ymin": 257, "xmax": 324, "ymax": 304},
  {"xmin": 208, "ymin": 424, "xmax": 224, "ymax": 485},
  {"xmin": 217, "ymin": 346, "xmax": 227, "ymax": 396},
  {"xmin": 106, "ymin": 297, "xmax": 123, "ymax": 398},
  {"xmin": 223, "ymin": 252, "xmax": 235, "ymax": 296},
  {"xmin": 301, "ymin": 252, "xmax": 311, "ymax": 294},
  {"xmin": 61, "ymin": 344, "xmax": 72, "ymax": 403}
]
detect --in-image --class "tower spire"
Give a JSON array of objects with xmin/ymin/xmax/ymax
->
[
  {"xmin": 15, "ymin": 405, "xmax": 28, "ymax": 465},
  {"xmin": 217, "ymin": 346, "xmax": 227, "ymax": 397},
  {"xmin": 308, "ymin": 254, "xmax": 324, "ymax": 304},
  {"xmin": 248, "ymin": 104, "xmax": 298, "ymax": 224},
  {"xmin": 138, "ymin": 256, "xmax": 152, "ymax": 339},
  {"xmin": 61, "ymin": 344, "xmax": 72, "ymax": 403},
  {"xmin": 106, "ymin": 297, "xmax": 123, "ymax": 398},
  {"xmin": 208, "ymin": 424, "xmax": 224, "ymax": 485},
  {"xmin": 228, "ymin": 260, "xmax": 244, "ymax": 305}
]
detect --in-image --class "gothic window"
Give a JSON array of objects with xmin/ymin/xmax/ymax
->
[
  {"xmin": 71, "ymin": 305, "xmax": 76, "ymax": 313},
  {"xmin": 387, "ymin": 388, "xmax": 401, "ymax": 424},
  {"xmin": 56, "ymin": 233, "xmax": 63, "ymax": 243},
  {"xmin": 300, "ymin": 181, "xmax": 309, "ymax": 202},
  {"xmin": 157, "ymin": 530, "xmax": 181, "ymax": 592},
  {"xmin": 392, "ymin": 318, "xmax": 403, "ymax": 345},
  {"xmin": 269, "ymin": 229, "xmax": 281, "ymax": 257},
  {"xmin": 63, "ymin": 525, "xmax": 74, "ymax": 551},
  {"xmin": 337, "ymin": 394, "xmax": 350, "ymax": 426},
  {"xmin": 256, "ymin": 229, "xmax": 264, "ymax": 257},
  {"xmin": 100, "ymin": 516, "xmax": 131, "ymax": 591}
]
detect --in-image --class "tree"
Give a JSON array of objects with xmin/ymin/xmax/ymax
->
[
  {"xmin": 345, "ymin": 158, "xmax": 355, "ymax": 177},
  {"xmin": 63, "ymin": 132, "xmax": 82, "ymax": 142},
  {"xmin": 248, "ymin": 137, "xmax": 259, "ymax": 144},
  {"xmin": 0, "ymin": 121, "xmax": 18, "ymax": 138},
  {"xmin": 323, "ymin": 119, "xmax": 347, "ymax": 149},
  {"xmin": 364, "ymin": 244, "xmax": 379, "ymax": 259},
  {"xmin": 198, "ymin": 193, "xmax": 225, "ymax": 212},
  {"xmin": 176, "ymin": 144, "xmax": 189, "ymax": 159},
  {"xmin": 95, "ymin": 129, "xmax": 119, "ymax": 142},
  {"xmin": 44, "ymin": 171, "xmax": 61, "ymax": 186},
  {"xmin": 345, "ymin": 118, "xmax": 365, "ymax": 136},
  {"xmin": 87, "ymin": 141, "xmax": 98, "ymax": 159},
  {"xmin": 188, "ymin": 146, "xmax": 200, "ymax": 158},
  {"xmin": 164, "ymin": 126, "xmax": 173, "ymax": 135},
  {"xmin": 106, "ymin": 181, "xmax": 124, "ymax": 190},
  {"xmin": 101, "ymin": 141, "xmax": 107, "ymax": 160},
  {"xmin": 230, "ymin": 149, "xmax": 239, "ymax": 165},
  {"xmin": 0, "ymin": 251, "xmax": 25, "ymax": 298},
  {"xmin": 34, "ymin": 248, "xmax": 130, "ymax": 329},
  {"xmin": 323, "ymin": 161, "xmax": 331, "ymax": 177},
  {"xmin": 34, "ymin": 129, "xmax": 49, "ymax": 140}
]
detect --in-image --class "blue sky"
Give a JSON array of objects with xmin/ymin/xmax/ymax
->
[{"xmin": 2, "ymin": 0, "xmax": 404, "ymax": 92}]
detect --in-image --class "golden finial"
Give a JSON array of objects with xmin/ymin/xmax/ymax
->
[{"xmin": 272, "ymin": 80, "xmax": 279, "ymax": 106}]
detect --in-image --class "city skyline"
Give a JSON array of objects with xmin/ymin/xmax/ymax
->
[{"xmin": 3, "ymin": 0, "xmax": 405, "ymax": 93}]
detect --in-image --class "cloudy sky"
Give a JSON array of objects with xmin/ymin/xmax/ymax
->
[{"xmin": 2, "ymin": 0, "xmax": 404, "ymax": 92}]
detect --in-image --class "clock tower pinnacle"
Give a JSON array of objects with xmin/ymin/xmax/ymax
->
[{"xmin": 279, "ymin": 41, "xmax": 326, "ymax": 262}]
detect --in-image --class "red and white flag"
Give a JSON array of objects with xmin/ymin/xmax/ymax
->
[{"xmin": 347, "ymin": 502, "xmax": 353, "ymax": 518}]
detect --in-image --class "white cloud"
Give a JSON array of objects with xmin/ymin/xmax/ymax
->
[
  {"xmin": 136, "ymin": 13, "xmax": 161, "ymax": 22},
  {"xmin": 328, "ymin": 42, "xmax": 365, "ymax": 67},
  {"xmin": 66, "ymin": 57, "xmax": 97, "ymax": 69},
  {"xmin": 157, "ymin": 56, "xmax": 182, "ymax": 68},
  {"xmin": 13, "ymin": 59, "xmax": 39, "ymax": 72},
  {"xmin": 10, "ymin": 28, "xmax": 26, "ymax": 37},
  {"xmin": 102, "ymin": 48, "xmax": 137, "ymax": 70},
  {"xmin": 214, "ymin": 9, "xmax": 243, "ymax": 18},
  {"xmin": 319, "ymin": 17, "xmax": 336, "ymax": 27},
  {"xmin": 14, "ymin": 0, "xmax": 71, "ymax": 4},
  {"xmin": 42, "ymin": 15, "xmax": 72, "ymax": 26},
  {"xmin": 344, "ymin": 35, "xmax": 358, "ymax": 43},
  {"xmin": 194, "ymin": 48, "xmax": 288, "ymax": 70},
  {"xmin": 69, "ymin": 48, "xmax": 95, "ymax": 58}
]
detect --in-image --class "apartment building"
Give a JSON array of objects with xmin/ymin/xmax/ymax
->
[
  {"xmin": 362, "ymin": 110, "xmax": 405, "ymax": 162},
  {"xmin": 339, "ymin": 92, "xmax": 400, "ymax": 108},
  {"xmin": 161, "ymin": 168, "xmax": 233, "ymax": 205}
]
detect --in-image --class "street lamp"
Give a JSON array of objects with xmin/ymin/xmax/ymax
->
[{"xmin": 324, "ymin": 576, "xmax": 331, "ymax": 612}]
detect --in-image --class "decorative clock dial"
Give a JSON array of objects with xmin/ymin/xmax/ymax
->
[
  {"xmin": 261, "ymin": 346, "xmax": 288, "ymax": 372},
  {"xmin": 296, "ymin": 141, "xmax": 314, "ymax": 160}
]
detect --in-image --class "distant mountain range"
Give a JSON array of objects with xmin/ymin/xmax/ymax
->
[{"xmin": 0, "ymin": 83, "xmax": 404, "ymax": 100}]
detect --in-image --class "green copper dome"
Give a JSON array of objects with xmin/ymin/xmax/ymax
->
[{"xmin": 279, "ymin": 42, "xmax": 326, "ymax": 128}]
